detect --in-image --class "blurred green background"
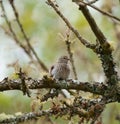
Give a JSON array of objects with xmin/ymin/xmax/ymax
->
[{"xmin": 0, "ymin": 0, "xmax": 120, "ymax": 123}]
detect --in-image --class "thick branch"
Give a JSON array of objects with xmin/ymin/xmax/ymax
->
[
  {"xmin": 73, "ymin": 2, "xmax": 119, "ymax": 86},
  {"xmin": 0, "ymin": 76, "xmax": 106, "ymax": 95},
  {"xmin": 78, "ymin": 3, "xmax": 107, "ymax": 46}
]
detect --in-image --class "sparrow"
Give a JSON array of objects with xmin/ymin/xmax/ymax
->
[{"xmin": 49, "ymin": 56, "xmax": 70, "ymax": 80}]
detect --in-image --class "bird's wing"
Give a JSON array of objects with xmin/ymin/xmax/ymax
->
[{"xmin": 49, "ymin": 65, "xmax": 54, "ymax": 77}]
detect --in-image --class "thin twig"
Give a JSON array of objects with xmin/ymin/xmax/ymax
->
[
  {"xmin": 0, "ymin": 0, "xmax": 39, "ymax": 72},
  {"xmin": 17, "ymin": 68, "xmax": 31, "ymax": 97},
  {"xmin": 9, "ymin": 0, "xmax": 48, "ymax": 72},
  {"xmin": 65, "ymin": 31, "xmax": 78, "ymax": 80},
  {"xmin": 0, "ymin": 25, "xmax": 12, "ymax": 36},
  {"xmin": 0, "ymin": 1, "xmax": 48, "ymax": 73},
  {"xmin": 41, "ymin": 90, "xmax": 59, "ymax": 102},
  {"xmin": 47, "ymin": 0, "xmax": 96, "ymax": 50},
  {"xmin": 0, "ymin": 1, "xmax": 32, "ymax": 58},
  {"xmin": 73, "ymin": 0, "xmax": 120, "ymax": 22}
]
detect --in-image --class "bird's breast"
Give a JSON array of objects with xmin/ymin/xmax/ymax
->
[{"xmin": 51, "ymin": 63, "xmax": 70, "ymax": 80}]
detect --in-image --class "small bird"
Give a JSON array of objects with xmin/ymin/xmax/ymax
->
[
  {"xmin": 49, "ymin": 56, "xmax": 70, "ymax": 80},
  {"xmin": 49, "ymin": 56, "xmax": 71, "ymax": 98}
]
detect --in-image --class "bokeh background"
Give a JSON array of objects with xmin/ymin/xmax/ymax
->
[{"xmin": 0, "ymin": 0, "xmax": 120, "ymax": 123}]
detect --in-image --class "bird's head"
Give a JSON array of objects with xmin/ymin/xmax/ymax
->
[{"xmin": 58, "ymin": 56, "xmax": 69, "ymax": 63}]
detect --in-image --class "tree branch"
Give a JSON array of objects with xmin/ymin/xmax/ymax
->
[
  {"xmin": 78, "ymin": 3, "xmax": 107, "ymax": 46},
  {"xmin": 73, "ymin": 2, "xmax": 119, "ymax": 86},
  {"xmin": 0, "ymin": 97, "xmax": 105, "ymax": 124},
  {"xmin": 0, "ymin": 75, "xmax": 107, "ymax": 96},
  {"xmin": 47, "ymin": 0, "xmax": 96, "ymax": 50},
  {"xmin": 0, "ymin": 0, "xmax": 48, "ymax": 72},
  {"xmin": 0, "ymin": 0, "xmax": 32, "ymax": 58},
  {"xmin": 8, "ymin": 0, "xmax": 48, "ymax": 72},
  {"xmin": 73, "ymin": 0, "xmax": 120, "ymax": 22},
  {"xmin": 65, "ymin": 31, "xmax": 78, "ymax": 80}
]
